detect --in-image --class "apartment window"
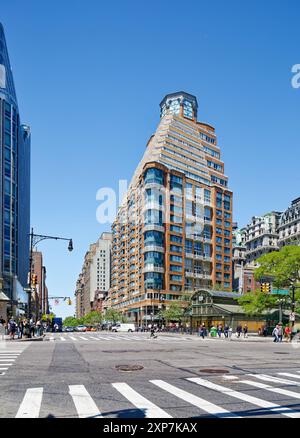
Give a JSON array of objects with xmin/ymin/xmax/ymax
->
[
  {"xmin": 170, "ymin": 265, "xmax": 182, "ymax": 272},
  {"xmin": 185, "ymin": 240, "xmax": 193, "ymax": 254},
  {"xmin": 170, "ymin": 235, "xmax": 182, "ymax": 244},
  {"xmin": 170, "ymin": 275, "xmax": 182, "ymax": 282},
  {"xmin": 170, "ymin": 245, "xmax": 182, "ymax": 253},
  {"xmin": 170, "ymin": 225, "xmax": 182, "ymax": 233},
  {"xmin": 170, "ymin": 255, "xmax": 182, "ymax": 263}
]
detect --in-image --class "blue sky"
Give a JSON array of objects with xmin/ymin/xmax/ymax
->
[{"xmin": 1, "ymin": 0, "xmax": 300, "ymax": 318}]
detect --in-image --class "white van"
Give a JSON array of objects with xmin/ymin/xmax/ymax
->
[{"xmin": 111, "ymin": 323, "xmax": 135, "ymax": 332}]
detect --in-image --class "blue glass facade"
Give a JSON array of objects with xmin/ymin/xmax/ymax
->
[{"xmin": 0, "ymin": 24, "xmax": 30, "ymax": 308}]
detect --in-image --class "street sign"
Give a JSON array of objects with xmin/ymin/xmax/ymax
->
[
  {"xmin": 271, "ymin": 289, "xmax": 290, "ymax": 295},
  {"xmin": 290, "ymin": 312, "xmax": 296, "ymax": 322}
]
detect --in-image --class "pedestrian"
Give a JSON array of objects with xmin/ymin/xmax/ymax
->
[
  {"xmin": 263, "ymin": 326, "xmax": 268, "ymax": 337},
  {"xmin": 36, "ymin": 320, "xmax": 42, "ymax": 337},
  {"xmin": 8, "ymin": 317, "xmax": 17, "ymax": 340},
  {"xmin": 243, "ymin": 324, "xmax": 248, "ymax": 338},
  {"xmin": 272, "ymin": 325, "xmax": 279, "ymax": 342},
  {"xmin": 236, "ymin": 324, "xmax": 242, "ymax": 338},
  {"xmin": 200, "ymin": 323, "xmax": 206, "ymax": 339},
  {"xmin": 284, "ymin": 325, "xmax": 291, "ymax": 342},
  {"xmin": 224, "ymin": 325, "xmax": 229, "ymax": 338},
  {"xmin": 150, "ymin": 325, "xmax": 157, "ymax": 339},
  {"xmin": 30, "ymin": 319, "xmax": 35, "ymax": 337},
  {"xmin": 217, "ymin": 324, "xmax": 223, "ymax": 338},
  {"xmin": 278, "ymin": 324, "xmax": 283, "ymax": 342},
  {"xmin": 228, "ymin": 327, "xmax": 233, "ymax": 340}
]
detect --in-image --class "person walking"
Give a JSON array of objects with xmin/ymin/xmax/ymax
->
[
  {"xmin": 243, "ymin": 324, "xmax": 248, "ymax": 338},
  {"xmin": 8, "ymin": 318, "xmax": 17, "ymax": 340},
  {"xmin": 200, "ymin": 324, "xmax": 207, "ymax": 339},
  {"xmin": 150, "ymin": 325, "xmax": 157, "ymax": 339},
  {"xmin": 36, "ymin": 320, "xmax": 42, "ymax": 337},
  {"xmin": 217, "ymin": 324, "xmax": 223, "ymax": 338},
  {"xmin": 277, "ymin": 324, "xmax": 283, "ymax": 342},
  {"xmin": 236, "ymin": 324, "xmax": 242, "ymax": 338},
  {"xmin": 30, "ymin": 319, "xmax": 35, "ymax": 337},
  {"xmin": 284, "ymin": 325, "xmax": 291, "ymax": 342},
  {"xmin": 224, "ymin": 325, "xmax": 229, "ymax": 339},
  {"xmin": 272, "ymin": 325, "xmax": 279, "ymax": 342},
  {"xmin": 228, "ymin": 326, "xmax": 233, "ymax": 340}
]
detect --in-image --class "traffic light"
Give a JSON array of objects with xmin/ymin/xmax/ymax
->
[
  {"xmin": 31, "ymin": 273, "xmax": 38, "ymax": 287},
  {"xmin": 260, "ymin": 282, "xmax": 271, "ymax": 293},
  {"xmin": 68, "ymin": 298, "xmax": 72, "ymax": 305}
]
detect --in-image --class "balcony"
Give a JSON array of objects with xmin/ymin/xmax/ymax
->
[
  {"xmin": 142, "ymin": 245, "xmax": 164, "ymax": 253},
  {"xmin": 142, "ymin": 265, "xmax": 165, "ymax": 274},
  {"xmin": 143, "ymin": 224, "xmax": 165, "ymax": 233},
  {"xmin": 185, "ymin": 272, "xmax": 211, "ymax": 280}
]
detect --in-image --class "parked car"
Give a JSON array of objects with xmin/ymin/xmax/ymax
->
[
  {"xmin": 86, "ymin": 326, "xmax": 97, "ymax": 332},
  {"xmin": 64, "ymin": 326, "xmax": 75, "ymax": 332},
  {"xmin": 75, "ymin": 325, "xmax": 87, "ymax": 332},
  {"xmin": 111, "ymin": 323, "xmax": 135, "ymax": 333}
]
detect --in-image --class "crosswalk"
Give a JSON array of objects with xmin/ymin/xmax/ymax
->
[
  {"xmin": 5, "ymin": 370, "xmax": 300, "ymax": 418},
  {"xmin": 46, "ymin": 333, "xmax": 196, "ymax": 343},
  {"xmin": 0, "ymin": 345, "xmax": 27, "ymax": 377}
]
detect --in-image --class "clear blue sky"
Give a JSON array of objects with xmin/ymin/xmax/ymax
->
[{"xmin": 1, "ymin": 0, "xmax": 300, "ymax": 318}]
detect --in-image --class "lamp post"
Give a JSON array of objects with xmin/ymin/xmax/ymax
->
[{"xmin": 27, "ymin": 228, "xmax": 73, "ymax": 320}]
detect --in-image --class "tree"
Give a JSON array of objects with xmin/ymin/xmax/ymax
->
[
  {"xmin": 159, "ymin": 302, "xmax": 183, "ymax": 323},
  {"xmin": 254, "ymin": 246, "xmax": 300, "ymax": 288},
  {"xmin": 82, "ymin": 311, "xmax": 103, "ymax": 325},
  {"xmin": 239, "ymin": 246, "xmax": 300, "ymax": 315},
  {"xmin": 42, "ymin": 313, "xmax": 55, "ymax": 322},
  {"xmin": 63, "ymin": 316, "xmax": 80, "ymax": 327},
  {"xmin": 238, "ymin": 289, "xmax": 278, "ymax": 315},
  {"xmin": 104, "ymin": 308, "xmax": 128, "ymax": 323}
]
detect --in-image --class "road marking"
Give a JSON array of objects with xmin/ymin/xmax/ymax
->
[
  {"xmin": 79, "ymin": 336, "xmax": 89, "ymax": 341},
  {"xmin": 0, "ymin": 372, "xmax": 5, "ymax": 375},
  {"xmin": 278, "ymin": 372, "xmax": 300, "ymax": 380},
  {"xmin": 69, "ymin": 385, "xmax": 102, "ymax": 418},
  {"xmin": 249, "ymin": 374, "xmax": 300, "ymax": 387},
  {"xmin": 0, "ymin": 358, "xmax": 15, "ymax": 361},
  {"xmin": 49, "ymin": 337, "xmax": 54, "ymax": 342},
  {"xmin": 90, "ymin": 336, "xmax": 101, "ymax": 341},
  {"xmin": 15, "ymin": 388, "xmax": 43, "ymax": 418},
  {"xmin": 223, "ymin": 375, "xmax": 239, "ymax": 380},
  {"xmin": 187, "ymin": 377, "xmax": 300, "ymax": 418},
  {"xmin": 95, "ymin": 336, "xmax": 110, "ymax": 341},
  {"xmin": 240, "ymin": 379, "xmax": 300, "ymax": 401},
  {"xmin": 69, "ymin": 336, "xmax": 77, "ymax": 341},
  {"xmin": 60, "ymin": 337, "xmax": 66, "ymax": 341},
  {"xmin": 0, "ymin": 363, "xmax": 13, "ymax": 365},
  {"xmin": 0, "ymin": 367, "xmax": 9, "ymax": 370},
  {"xmin": 151, "ymin": 379, "xmax": 239, "ymax": 418},
  {"xmin": 112, "ymin": 382, "xmax": 172, "ymax": 418}
]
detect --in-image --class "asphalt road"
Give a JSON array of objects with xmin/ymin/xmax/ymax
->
[{"xmin": 0, "ymin": 332, "xmax": 300, "ymax": 418}]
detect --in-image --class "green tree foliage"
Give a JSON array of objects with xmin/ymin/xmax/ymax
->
[
  {"xmin": 42, "ymin": 313, "xmax": 55, "ymax": 322},
  {"xmin": 63, "ymin": 316, "xmax": 80, "ymax": 326},
  {"xmin": 82, "ymin": 311, "xmax": 103, "ymax": 325},
  {"xmin": 238, "ymin": 289, "xmax": 278, "ymax": 315},
  {"xmin": 103, "ymin": 308, "xmax": 128, "ymax": 323},
  {"xmin": 159, "ymin": 302, "xmax": 183, "ymax": 322},
  {"xmin": 239, "ymin": 246, "xmax": 300, "ymax": 314},
  {"xmin": 255, "ymin": 246, "xmax": 300, "ymax": 287}
]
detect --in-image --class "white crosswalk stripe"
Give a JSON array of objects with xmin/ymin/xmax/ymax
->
[
  {"xmin": 187, "ymin": 377, "xmax": 300, "ymax": 418},
  {"xmin": 240, "ymin": 379, "xmax": 300, "ymax": 401},
  {"xmin": 151, "ymin": 379, "xmax": 240, "ymax": 418},
  {"xmin": 6, "ymin": 371, "xmax": 300, "ymax": 418},
  {"xmin": 112, "ymin": 382, "xmax": 172, "ymax": 418},
  {"xmin": 278, "ymin": 372, "xmax": 300, "ymax": 380},
  {"xmin": 249, "ymin": 373, "xmax": 300, "ymax": 387},
  {"xmin": 60, "ymin": 337, "xmax": 66, "ymax": 341},
  {"xmin": 69, "ymin": 336, "xmax": 77, "ymax": 341},
  {"xmin": 69, "ymin": 385, "xmax": 102, "ymax": 418},
  {"xmin": 15, "ymin": 388, "xmax": 43, "ymax": 418}
]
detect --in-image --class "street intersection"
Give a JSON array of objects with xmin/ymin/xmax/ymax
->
[{"xmin": 0, "ymin": 332, "xmax": 300, "ymax": 418}]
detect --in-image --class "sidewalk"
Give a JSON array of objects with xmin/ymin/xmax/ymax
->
[{"xmin": 0, "ymin": 334, "xmax": 44, "ymax": 342}]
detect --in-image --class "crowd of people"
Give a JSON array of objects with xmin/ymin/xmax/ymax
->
[{"xmin": 0, "ymin": 316, "xmax": 48, "ymax": 340}]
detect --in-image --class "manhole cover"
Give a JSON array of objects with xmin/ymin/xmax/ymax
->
[
  {"xmin": 199, "ymin": 369, "xmax": 229, "ymax": 374},
  {"xmin": 115, "ymin": 365, "xmax": 144, "ymax": 372}
]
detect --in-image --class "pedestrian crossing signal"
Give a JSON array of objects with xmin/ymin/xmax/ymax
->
[{"xmin": 260, "ymin": 282, "xmax": 271, "ymax": 293}]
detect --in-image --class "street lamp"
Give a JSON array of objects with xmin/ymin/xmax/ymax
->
[{"xmin": 27, "ymin": 228, "xmax": 74, "ymax": 320}]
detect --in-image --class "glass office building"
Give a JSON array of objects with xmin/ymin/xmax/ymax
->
[{"xmin": 0, "ymin": 24, "xmax": 30, "ymax": 315}]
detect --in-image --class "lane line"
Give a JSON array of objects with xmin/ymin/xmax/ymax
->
[
  {"xmin": 278, "ymin": 372, "xmax": 300, "ymax": 380},
  {"xmin": 249, "ymin": 374, "xmax": 300, "ymax": 387},
  {"xmin": 112, "ymin": 382, "xmax": 172, "ymax": 418},
  {"xmin": 69, "ymin": 385, "xmax": 102, "ymax": 418},
  {"xmin": 240, "ymin": 379, "xmax": 300, "ymax": 401},
  {"xmin": 151, "ymin": 380, "xmax": 239, "ymax": 418},
  {"xmin": 15, "ymin": 388, "xmax": 43, "ymax": 418},
  {"xmin": 187, "ymin": 377, "xmax": 300, "ymax": 418}
]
